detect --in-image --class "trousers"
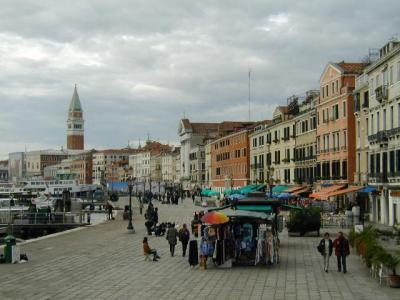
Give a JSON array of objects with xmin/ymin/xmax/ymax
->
[
  {"xmin": 169, "ymin": 243, "xmax": 176, "ymax": 256},
  {"xmin": 337, "ymin": 255, "xmax": 347, "ymax": 272},
  {"xmin": 182, "ymin": 242, "xmax": 188, "ymax": 256},
  {"xmin": 323, "ymin": 254, "xmax": 330, "ymax": 271}
]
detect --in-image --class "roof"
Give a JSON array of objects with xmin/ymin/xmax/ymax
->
[
  {"xmin": 309, "ymin": 185, "xmax": 345, "ymax": 199},
  {"xmin": 335, "ymin": 62, "xmax": 367, "ymax": 74},
  {"xmin": 180, "ymin": 119, "xmax": 255, "ymax": 135},
  {"xmin": 277, "ymin": 106, "xmax": 289, "ymax": 114},
  {"xmin": 69, "ymin": 85, "xmax": 83, "ymax": 112}
]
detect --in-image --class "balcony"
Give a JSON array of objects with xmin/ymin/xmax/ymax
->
[
  {"xmin": 386, "ymin": 127, "xmax": 400, "ymax": 137},
  {"xmin": 273, "ymin": 139, "xmax": 279, "ymax": 143},
  {"xmin": 282, "ymin": 158, "xmax": 290, "ymax": 163},
  {"xmin": 250, "ymin": 163, "xmax": 264, "ymax": 170},
  {"xmin": 282, "ymin": 136, "xmax": 290, "ymax": 141},
  {"xmin": 368, "ymin": 131, "xmax": 388, "ymax": 143},
  {"xmin": 368, "ymin": 173, "xmax": 388, "ymax": 184},
  {"xmin": 375, "ymin": 85, "xmax": 388, "ymax": 103}
]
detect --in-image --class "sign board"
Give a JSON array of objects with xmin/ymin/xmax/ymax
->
[{"xmin": 354, "ymin": 224, "xmax": 364, "ymax": 233}]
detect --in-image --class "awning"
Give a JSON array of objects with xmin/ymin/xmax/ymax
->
[
  {"xmin": 220, "ymin": 208, "xmax": 272, "ymax": 219},
  {"xmin": 281, "ymin": 204, "xmax": 303, "ymax": 210},
  {"xmin": 360, "ymin": 186, "xmax": 377, "ymax": 193},
  {"xmin": 271, "ymin": 185, "xmax": 290, "ymax": 194},
  {"xmin": 309, "ymin": 185, "xmax": 345, "ymax": 199},
  {"xmin": 320, "ymin": 186, "xmax": 363, "ymax": 200},
  {"xmin": 284, "ymin": 186, "xmax": 304, "ymax": 193},
  {"xmin": 292, "ymin": 187, "xmax": 310, "ymax": 196},
  {"xmin": 236, "ymin": 205, "xmax": 272, "ymax": 211}
]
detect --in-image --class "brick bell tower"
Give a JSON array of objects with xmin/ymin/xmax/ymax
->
[{"xmin": 67, "ymin": 85, "xmax": 84, "ymax": 150}]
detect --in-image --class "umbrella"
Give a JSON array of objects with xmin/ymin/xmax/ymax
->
[
  {"xmin": 201, "ymin": 211, "xmax": 229, "ymax": 224},
  {"xmin": 277, "ymin": 192, "xmax": 293, "ymax": 199}
]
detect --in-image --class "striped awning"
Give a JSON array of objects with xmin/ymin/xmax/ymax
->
[
  {"xmin": 292, "ymin": 187, "xmax": 310, "ymax": 196},
  {"xmin": 320, "ymin": 186, "xmax": 363, "ymax": 200},
  {"xmin": 285, "ymin": 186, "xmax": 304, "ymax": 193},
  {"xmin": 309, "ymin": 185, "xmax": 345, "ymax": 199}
]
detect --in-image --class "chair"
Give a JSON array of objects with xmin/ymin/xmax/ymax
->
[{"xmin": 378, "ymin": 264, "xmax": 389, "ymax": 286}]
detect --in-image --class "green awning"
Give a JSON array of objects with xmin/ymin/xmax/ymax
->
[
  {"xmin": 272, "ymin": 185, "xmax": 290, "ymax": 193},
  {"xmin": 220, "ymin": 208, "xmax": 272, "ymax": 220},
  {"xmin": 281, "ymin": 204, "xmax": 303, "ymax": 210},
  {"xmin": 236, "ymin": 205, "xmax": 272, "ymax": 211}
]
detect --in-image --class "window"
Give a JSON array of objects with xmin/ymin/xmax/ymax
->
[
  {"xmin": 376, "ymin": 153, "xmax": 381, "ymax": 173},
  {"xmin": 216, "ymin": 168, "xmax": 221, "ymax": 176},
  {"xmin": 390, "ymin": 106, "xmax": 394, "ymax": 129},
  {"xmin": 390, "ymin": 66, "xmax": 394, "ymax": 84},
  {"xmin": 366, "ymin": 118, "xmax": 369, "ymax": 136},
  {"xmin": 357, "ymin": 121, "xmax": 360, "ymax": 137},
  {"xmin": 371, "ymin": 114, "xmax": 374, "ymax": 134},
  {"xmin": 370, "ymin": 78, "xmax": 374, "ymax": 95},
  {"xmin": 343, "ymin": 101, "xmax": 346, "ymax": 117},
  {"xmin": 398, "ymin": 104, "xmax": 400, "ymax": 127},
  {"xmin": 377, "ymin": 112, "xmax": 380, "ymax": 132},
  {"xmin": 342, "ymin": 161, "xmax": 348, "ymax": 179},
  {"xmin": 336, "ymin": 80, "xmax": 339, "ymax": 92},
  {"xmin": 343, "ymin": 130, "xmax": 347, "ymax": 148},
  {"xmin": 383, "ymin": 109, "xmax": 387, "ymax": 130},
  {"xmin": 397, "ymin": 62, "xmax": 400, "ymax": 82},
  {"xmin": 370, "ymin": 154, "xmax": 375, "ymax": 173}
]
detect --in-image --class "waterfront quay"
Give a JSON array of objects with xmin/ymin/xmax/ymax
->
[{"xmin": 0, "ymin": 197, "xmax": 397, "ymax": 300}]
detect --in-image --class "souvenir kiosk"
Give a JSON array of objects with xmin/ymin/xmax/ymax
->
[{"xmin": 198, "ymin": 196, "xmax": 282, "ymax": 268}]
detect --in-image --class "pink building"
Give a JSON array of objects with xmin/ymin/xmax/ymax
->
[{"xmin": 316, "ymin": 62, "xmax": 366, "ymax": 186}]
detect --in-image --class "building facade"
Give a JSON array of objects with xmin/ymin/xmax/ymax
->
[
  {"xmin": 366, "ymin": 39, "xmax": 400, "ymax": 225},
  {"xmin": 189, "ymin": 145, "xmax": 206, "ymax": 189},
  {"xmin": 8, "ymin": 152, "xmax": 26, "ymax": 182},
  {"xmin": 316, "ymin": 62, "xmax": 366, "ymax": 187},
  {"xmin": 293, "ymin": 91, "xmax": 318, "ymax": 185},
  {"xmin": 210, "ymin": 130, "xmax": 250, "ymax": 192},
  {"xmin": 67, "ymin": 85, "xmax": 84, "ymax": 150},
  {"xmin": 354, "ymin": 72, "xmax": 370, "ymax": 186},
  {"xmin": 26, "ymin": 150, "xmax": 69, "ymax": 177},
  {"xmin": 92, "ymin": 149, "xmax": 135, "ymax": 185},
  {"xmin": 0, "ymin": 161, "xmax": 8, "ymax": 182}
]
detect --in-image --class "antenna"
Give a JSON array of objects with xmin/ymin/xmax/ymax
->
[{"xmin": 248, "ymin": 67, "xmax": 251, "ymax": 121}]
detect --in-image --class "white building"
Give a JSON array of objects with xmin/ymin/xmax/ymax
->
[
  {"xmin": 25, "ymin": 150, "xmax": 68, "ymax": 178},
  {"xmin": 366, "ymin": 39, "xmax": 400, "ymax": 226}
]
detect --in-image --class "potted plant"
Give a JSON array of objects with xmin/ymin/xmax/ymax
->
[{"xmin": 380, "ymin": 252, "xmax": 400, "ymax": 288}]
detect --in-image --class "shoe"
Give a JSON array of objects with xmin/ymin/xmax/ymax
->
[
  {"xmin": 325, "ymin": 270, "xmax": 328, "ymax": 273},
  {"xmin": 343, "ymin": 271, "xmax": 347, "ymax": 274}
]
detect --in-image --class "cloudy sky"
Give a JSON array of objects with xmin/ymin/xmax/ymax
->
[{"xmin": 0, "ymin": 0, "xmax": 399, "ymax": 158}]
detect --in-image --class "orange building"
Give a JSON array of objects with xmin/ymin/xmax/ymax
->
[
  {"xmin": 316, "ymin": 62, "xmax": 366, "ymax": 186},
  {"xmin": 210, "ymin": 129, "xmax": 251, "ymax": 192}
]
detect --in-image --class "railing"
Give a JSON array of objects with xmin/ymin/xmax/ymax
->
[
  {"xmin": 0, "ymin": 211, "xmax": 89, "ymax": 225},
  {"xmin": 375, "ymin": 85, "xmax": 388, "ymax": 102},
  {"xmin": 250, "ymin": 163, "xmax": 264, "ymax": 169},
  {"xmin": 368, "ymin": 173, "xmax": 388, "ymax": 183},
  {"xmin": 368, "ymin": 131, "xmax": 388, "ymax": 143}
]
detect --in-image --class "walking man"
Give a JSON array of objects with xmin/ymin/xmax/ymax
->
[
  {"xmin": 318, "ymin": 232, "xmax": 333, "ymax": 272},
  {"xmin": 333, "ymin": 231, "xmax": 350, "ymax": 273},
  {"xmin": 178, "ymin": 224, "xmax": 190, "ymax": 256},
  {"xmin": 166, "ymin": 223, "xmax": 178, "ymax": 256}
]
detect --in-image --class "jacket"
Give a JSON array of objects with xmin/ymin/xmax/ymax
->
[
  {"xmin": 317, "ymin": 238, "xmax": 333, "ymax": 256},
  {"xmin": 166, "ymin": 227, "xmax": 178, "ymax": 245},
  {"xmin": 333, "ymin": 237, "xmax": 350, "ymax": 256},
  {"xmin": 179, "ymin": 228, "xmax": 190, "ymax": 243},
  {"xmin": 143, "ymin": 242, "xmax": 151, "ymax": 254}
]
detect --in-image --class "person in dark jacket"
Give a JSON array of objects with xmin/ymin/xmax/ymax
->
[
  {"xmin": 178, "ymin": 224, "xmax": 190, "ymax": 256},
  {"xmin": 333, "ymin": 231, "xmax": 350, "ymax": 273},
  {"xmin": 166, "ymin": 223, "xmax": 178, "ymax": 256},
  {"xmin": 318, "ymin": 232, "xmax": 333, "ymax": 272},
  {"xmin": 143, "ymin": 237, "xmax": 160, "ymax": 261}
]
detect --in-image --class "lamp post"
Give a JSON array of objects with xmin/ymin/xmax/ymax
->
[{"xmin": 127, "ymin": 176, "xmax": 135, "ymax": 233}]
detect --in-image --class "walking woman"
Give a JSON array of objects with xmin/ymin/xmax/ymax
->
[
  {"xmin": 317, "ymin": 232, "xmax": 333, "ymax": 272},
  {"xmin": 166, "ymin": 223, "xmax": 178, "ymax": 256},
  {"xmin": 178, "ymin": 224, "xmax": 190, "ymax": 256}
]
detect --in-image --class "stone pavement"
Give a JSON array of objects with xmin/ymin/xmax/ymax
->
[{"xmin": 0, "ymin": 197, "xmax": 398, "ymax": 300}]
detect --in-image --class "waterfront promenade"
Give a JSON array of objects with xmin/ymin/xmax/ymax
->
[{"xmin": 0, "ymin": 197, "xmax": 398, "ymax": 300}]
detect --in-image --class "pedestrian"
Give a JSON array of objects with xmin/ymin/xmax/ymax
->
[
  {"xmin": 317, "ymin": 232, "xmax": 333, "ymax": 272},
  {"xmin": 162, "ymin": 193, "xmax": 166, "ymax": 204},
  {"xmin": 333, "ymin": 231, "xmax": 350, "ymax": 273},
  {"xmin": 152, "ymin": 207, "xmax": 159, "ymax": 225},
  {"xmin": 139, "ymin": 200, "xmax": 144, "ymax": 215},
  {"xmin": 107, "ymin": 203, "xmax": 114, "ymax": 220},
  {"xmin": 166, "ymin": 223, "xmax": 178, "ymax": 256},
  {"xmin": 178, "ymin": 224, "xmax": 190, "ymax": 256},
  {"xmin": 191, "ymin": 193, "xmax": 195, "ymax": 203},
  {"xmin": 143, "ymin": 237, "xmax": 160, "ymax": 261}
]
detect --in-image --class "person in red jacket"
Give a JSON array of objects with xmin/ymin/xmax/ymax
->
[{"xmin": 333, "ymin": 231, "xmax": 350, "ymax": 273}]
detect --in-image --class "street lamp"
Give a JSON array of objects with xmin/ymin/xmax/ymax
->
[{"xmin": 127, "ymin": 176, "xmax": 135, "ymax": 233}]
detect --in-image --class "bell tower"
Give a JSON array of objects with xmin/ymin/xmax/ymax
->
[{"xmin": 67, "ymin": 85, "xmax": 84, "ymax": 150}]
